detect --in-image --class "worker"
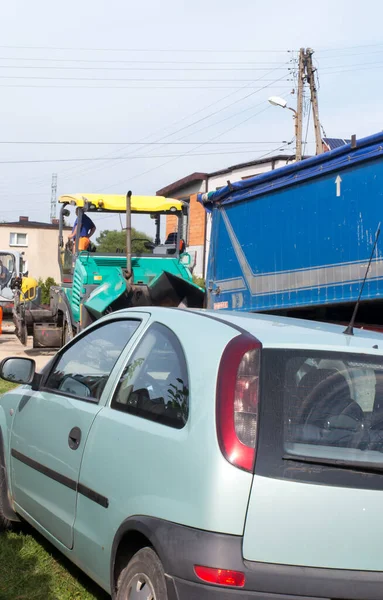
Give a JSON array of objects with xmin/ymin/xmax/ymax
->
[
  {"xmin": 0, "ymin": 260, "xmax": 10, "ymax": 288},
  {"xmin": 68, "ymin": 208, "xmax": 96, "ymax": 252}
]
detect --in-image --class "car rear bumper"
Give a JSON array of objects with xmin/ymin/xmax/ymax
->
[
  {"xmin": 113, "ymin": 517, "xmax": 383, "ymax": 600},
  {"xmin": 169, "ymin": 577, "xmax": 324, "ymax": 599}
]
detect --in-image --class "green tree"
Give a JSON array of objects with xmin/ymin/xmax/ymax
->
[
  {"xmin": 96, "ymin": 229, "xmax": 153, "ymax": 254},
  {"xmin": 37, "ymin": 276, "xmax": 57, "ymax": 305}
]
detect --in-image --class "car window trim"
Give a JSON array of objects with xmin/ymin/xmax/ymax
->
[
  {"xmin": 41, "ymin": 317, "xmax": 142, "ymax": 403},
  {"xmin": 110, "ymin": 320, "xmax": 190, "ymax": 429},
  {"xmin": 39, "ymin": 387, "xmax": 100, "ymax": 404}
]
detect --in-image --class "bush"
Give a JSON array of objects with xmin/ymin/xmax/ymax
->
[
  {"xmin": 192, "ymin": 275, "xmax": 205, "ymax": 289},
  {"xmin": 38, "ymin": 277, "xmax": 57, "ymax": 305}
]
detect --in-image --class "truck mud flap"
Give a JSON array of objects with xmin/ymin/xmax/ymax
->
[
  {"xmin": 148, "ymin": 272, "xmax": 204, "ymax": 308},
  {"xmin": 33, "ymin": 323, "xmax": 62, "ymax": 349}
]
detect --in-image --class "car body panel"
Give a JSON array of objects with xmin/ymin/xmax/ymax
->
[
  {"xmin": 10, "ymin": 388, "xmax": 103, "ymax": 548},
  {"xmin": 72, "ymin": 309, "xmax": 253, "ymax": 590},
  {"xmin": 8, "ymin": 312, "xmax": 150, "ymax": 549},
  {"xmin": 243, "ymin": 474, "xmax": 383, "ymax": 571}
]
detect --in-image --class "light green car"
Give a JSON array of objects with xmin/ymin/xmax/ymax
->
[{"xmin": 1, "ymin": 307, "xmax": 383, "ymax": 600}]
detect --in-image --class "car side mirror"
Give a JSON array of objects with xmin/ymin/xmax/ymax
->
[
  {"xmin": 0, "ymin": 357, "xmax": 36, "ymax": 385},
  {"xmin": 58, "ymin": 376, "xmax": 91, "ymax": 398}
]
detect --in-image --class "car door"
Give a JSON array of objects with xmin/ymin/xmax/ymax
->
[{"xmin": 10, "ymin": 317, "xmax": 144, "ymax": 549}]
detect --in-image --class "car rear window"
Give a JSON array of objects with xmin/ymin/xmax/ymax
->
[
  {"xmin": 281, "ymin": 351, "xmax": 383, "ymax": 466},
  {"xmin": 256, "ymin": 349, "xmax": 383, "ymax": 486}
]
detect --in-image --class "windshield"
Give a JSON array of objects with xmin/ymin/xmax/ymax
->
[
  {"xmin": 278, "ymin": 350, "xmax": 383, "ymax": 468},
  {"xmin": 0, "ymin": 253, "xmax": 16, "ymax": 297}
]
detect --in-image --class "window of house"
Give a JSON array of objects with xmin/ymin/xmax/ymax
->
[
  {"xmin": 19, "ymin": 257, "xmax": 28, "ymax": 274},
  {"xmin": 9, "ymin": 232, "xmax": 28, "ymax": 247},
  {"xmin": 111, "ymin": 322, "xmax": 189, "ymax": 429},
  {"xmin": 44, "ymin": 319, "xmax": 140, "ymax": 402}
]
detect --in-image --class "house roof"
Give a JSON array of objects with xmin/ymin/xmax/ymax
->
[
  {"xmin": 155, "ymin": 155, "xmax": 297, "ymax": 197},
  {"xmin": 156, "ymin": 172, "xmax": 208, "ymax": 197},
  {"xmin": 208, "ymin": 154, "xmax": 296, "ymax": 177},
  {"xmin": 0, "ymin": 220, "xmax": 71, "ymax": 230}
]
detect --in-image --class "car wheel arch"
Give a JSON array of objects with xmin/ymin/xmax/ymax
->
[{"xmin": 110, "ymin": 517, "xmax": 167, "ymax": 598}]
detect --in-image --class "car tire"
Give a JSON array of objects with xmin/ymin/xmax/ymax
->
[
  {"xmin": 116, "ymin": 547, "xmax": 168, "ymax": 600},
  {"xmin": 0, "ymin": 466, "xmax": 13, "ymax": 531}
]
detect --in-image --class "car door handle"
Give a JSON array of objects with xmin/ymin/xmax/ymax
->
[{"xmin": 68, "ymin": 427, "xmax": 82, "ymax": 450}]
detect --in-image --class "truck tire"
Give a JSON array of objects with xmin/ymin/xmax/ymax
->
[
  {"xmin": 116, "ymin": 547, "xmax": 167, "ymax": 600},
  {"xmin": 63, "ymin": 318, "xmax": 74, "ymax": 346}
]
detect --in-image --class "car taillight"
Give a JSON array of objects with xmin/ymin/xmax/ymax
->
[
  {"xmin": 194, "ymin": 565, "xmax": 245, "ymax": 587},
  {"xmin": 216, "ymin": 334, "xmax": 261, "ymax": 472}
]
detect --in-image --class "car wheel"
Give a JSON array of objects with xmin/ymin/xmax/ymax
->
[
  {"xmin": 0, "ymin": 467, "xmax": 13, "ymax": 531},
  {"xmin": 116, "ymin": 547, "xmax": 168, "ymax": 600}
]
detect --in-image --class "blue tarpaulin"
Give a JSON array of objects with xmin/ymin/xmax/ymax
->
[{"xmin": 198, "ymin": 131, "xmax": 383, "ymax": 210}]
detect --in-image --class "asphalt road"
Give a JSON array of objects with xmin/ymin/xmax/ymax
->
[{"xmin": 0, "ymin": 322, "xmax": 56, "ymax": 371}]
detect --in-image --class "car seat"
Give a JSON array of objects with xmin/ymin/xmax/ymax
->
[{"xmin": 296, "ymin": 368, "xmax": 364, "ymax": 448}]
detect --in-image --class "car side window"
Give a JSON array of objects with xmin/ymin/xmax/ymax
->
[
  {"xmin": 44, "ymin": 320, "xmax": 140, "ymax": 402},
  {"xmin": 111, "ymin": 322, "xmax": 189, "ymax": 429}
]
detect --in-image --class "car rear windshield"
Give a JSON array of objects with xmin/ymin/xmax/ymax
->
[{"xmin": 269, "ymin": 349, "xmax": 383, "ymax": 468}]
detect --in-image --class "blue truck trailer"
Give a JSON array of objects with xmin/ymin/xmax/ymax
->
[{"xmin": 200, "ymin": 131, "xmax": 383, "ymax": 329}]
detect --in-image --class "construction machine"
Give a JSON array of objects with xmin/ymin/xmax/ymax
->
[
  {"xmin": 13, "ymin": 192, "xmax": 204, "ymax": 348},
  {"xmin": 0, "ymin": 250, "xmax": 38, "ymax": 328}
]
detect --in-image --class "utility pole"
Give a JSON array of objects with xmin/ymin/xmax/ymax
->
[
  {"xmin": 305, "ymin": 48, "xmax": 323, "ymax": 155},
  {"xmin": 295, "ymin": 48, "xmax": 305, "ymax": 162},
  {"xmin": 50, "ymin": 173, "xmax": 58, "ymax": 222}
]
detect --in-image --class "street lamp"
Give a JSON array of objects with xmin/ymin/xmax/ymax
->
[{"xmin": 268, "ymin": 96, "xmax": 301, "ymax": 160}]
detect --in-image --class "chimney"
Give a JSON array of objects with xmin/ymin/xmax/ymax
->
[{"xmin": 19, "ymin": 216, "xmax": 29, "ymax": 222}]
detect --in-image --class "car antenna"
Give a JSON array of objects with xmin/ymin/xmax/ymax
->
[{"xmin": 344, "ymin": 222, "xmax": 381, "ymax": 336}]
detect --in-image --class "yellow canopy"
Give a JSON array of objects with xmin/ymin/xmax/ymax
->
[{"xmin": 58, "ymin": 193, "xmax": 184, "ymax": 214}]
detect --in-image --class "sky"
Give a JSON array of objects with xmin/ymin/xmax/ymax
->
[{"xmin": 1, "ymin": 0, "xmax": 383, "ymax": 236}]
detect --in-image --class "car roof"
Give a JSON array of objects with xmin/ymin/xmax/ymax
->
[
  {"xmin": 202, "ymin": 310, "xmax": 383, "ymax": 352},
  {"xmin": 116, "ymin": 307, "xmax": 383, "ymax": 355}
]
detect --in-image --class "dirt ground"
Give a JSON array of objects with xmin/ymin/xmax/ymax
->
[{"xmin": 0, "ymin": 321, "xmax": 56, "ymax": 371}]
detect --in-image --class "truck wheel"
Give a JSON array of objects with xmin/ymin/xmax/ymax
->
[
  {"xmin": 63, "ymin": 319, "xmax": 73, "ymax": 346},
  {"xmin": 116, "ymin": 547, "xmax": 167, "ymax": 600}
]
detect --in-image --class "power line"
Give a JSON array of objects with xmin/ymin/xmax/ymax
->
[
  {"xmin": 5, "ymin": 70, "xmax": 287, "ymax": 188},
  {"xmin": 0, "ymin": 44, "xmax": 293, "ymax": 53},
  {"xmin": 320, "ymin": 64, "xmax": 383, "ymax": 75},
  {"xmin": 0, "ymin": 75, "xmax": 291, "ymax": 82},
  {"xmin": 0, "ymin": 149, "xmax": 293, "ymax": 165},
  {"xmin": 4, "ymin": 67, "xmax": 291, "ymax": 189},
  {"xmin": 315, "ymin": 49, "xmax": 383, "ymax": 59},
  {"xmin": 318, "ymin": 42, "xmax": 383, "ymax": 53},
  {"xmin": 320, "ymin": 59, "xmax": 383, "ymax": 70},
  {"xmin": 0, "ymin": 65, "xmax": 290, "ymax": 72},
  {"xmin": 0, "ymin": 140, "xmax": 287, "ymax": 146},
  {"xmin": 98, "ymin": 104, "xmax": 276, "ymax": 193},
  {"xmin": 256, "ymin": 138, "xmax": 295, "ymax": 160},
  {"xmin": 53, "ymin": 71, "xmax": 290, "ymax": 182},
  {"xmin": 0, "ymin": 84, "xmax": 293, "ymax": 90},
  {"xmin": 0, "ymin": 57, "xmax": 288, "ymax": 65}
]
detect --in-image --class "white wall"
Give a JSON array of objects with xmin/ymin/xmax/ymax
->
[
  {"xmin": 0, "ymin": 226, "xmax": 63, "ymax": 282},
  {"xmin": 208, "ymin": 161, "xmax": 274, "ymax": 191}
]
